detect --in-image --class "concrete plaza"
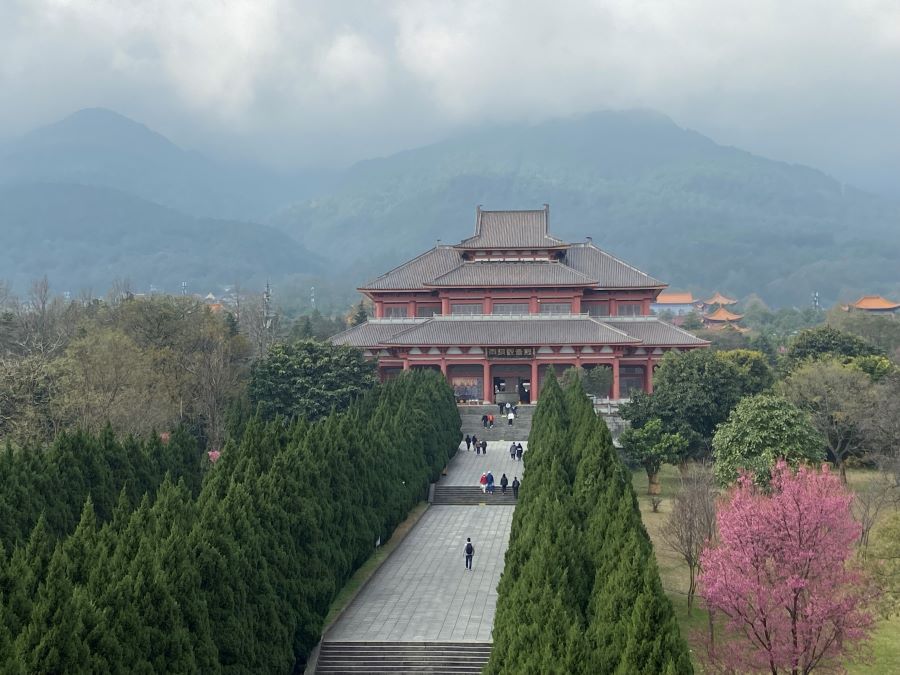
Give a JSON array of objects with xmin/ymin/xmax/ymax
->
[{"xmin": 447, "ymin": 440, "xmax": 526, "ymax": 487}]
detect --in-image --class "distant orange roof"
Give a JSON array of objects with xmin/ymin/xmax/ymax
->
[
  {"xmin": 702, "ymin": 292, "xmax": 737, "ymax": 306},
  {"xmin": 656, "ymin": 292, "xmax": 695, "ymax": 304},
  {"xmin": 703, "ymin": 307, "xmax": 744, "ymax": 322},
  {"xmin": 849, "ymin": 295, "xmax": 900, "ymax": 311}
]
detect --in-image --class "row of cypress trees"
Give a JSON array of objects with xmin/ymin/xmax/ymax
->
[
  {"xmin": 0, "ymin": 370, "xmax": 460, "ymax": 673},
  {"xmin": 487, "ymin": 375, "xmax": 692, "ymax": 674}
]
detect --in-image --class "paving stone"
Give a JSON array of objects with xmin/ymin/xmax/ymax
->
[{"xmin": 444, "ymin": 441, "xmax": 527, "ymax": 487}]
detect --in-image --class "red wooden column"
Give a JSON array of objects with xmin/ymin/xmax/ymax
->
[
  {"xmin": 529, "ymin": 295, "xmax": 539, "ymax": 314},
  {"xmin": 483, "ymin": 296, "xmax": 493, "ymax": 314},
  {"xmin": 408, "ymin": 299, "xmax": 417, "ymax": 317},
  {"xmin": 375, "ymin": 300, "xmax": 384, "ymax": 318},
  {"xmin": 572, "ymin": 295, "xmax": 582, "ymax": 314},
  {"xmin": 440, "ymin": 357, "xmax": 447, "ymax": 376},
  {"xmin": 531, "ymin": 360, "xmax": 540, "ymax": 403},
  {"xmin": 482, "ymin": 362, "xmax": 492, "ymax": 403},
  {"xmin": 441, "ymin": 297, "xmax": 450, "ymax": 315},
  {"xmin": 402, "ymin": 358, "xmax": 410, "ymax": 371},
  {"xmin": 645, "ymin": 358, "xmax": 654, "ymax": 393},
  {"xmin": 611, "ymin": 357, "xmax": 620, "ymax": 400}
]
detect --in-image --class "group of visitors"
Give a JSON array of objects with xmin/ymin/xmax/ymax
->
[
  {"xmin": 508, "ymin": 442, "xmax": 524, "ymax": 461},
  {"xmin": 480, "ymin": 414, "xmax": 496, "ymax": 428},
  {"xmin": 479, "ymin": 471, "xmax": 519, "ymax": 498},
  {"xmin": 464, "ymin": 435, "xmax": 488, "ymax": 454}
]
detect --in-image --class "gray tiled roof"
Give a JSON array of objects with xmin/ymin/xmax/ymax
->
[
  {"xmin": 456, "ymin": 209, "xmax": 563, "ymax": 249},
  {"xmin": 605, "ymin": 318, "xmax": 709, "ymax": 346},
  {"xmin": 427, "ymin": 261, "xmax": 596, "ymax": 287},
  {"xmin": 330, "ymin": 319, "xmax": 426, "ymax": 347},
  {"xmin": 360, "ymin": 246, "xmax": 460, "ymax": 290},
  {"xmin": 383, "ymin": 316, "xmax": 638, "ymax": 346},
  {"xmin": 563, "ymin": 243, "xmax": 665, "ymax": 289}
]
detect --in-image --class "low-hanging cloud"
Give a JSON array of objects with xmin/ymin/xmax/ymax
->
[{"xmin": 1, "ymin": 0, "xmax": 899, "ymax": 187}]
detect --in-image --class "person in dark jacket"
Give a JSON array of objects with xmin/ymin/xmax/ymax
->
[
  {"xmin": 472, "ymin": 435, "xmax": 479, "ymax": 454},
  {"xmin": 512, "ymin": 477, "xmax": 520, "ymax": 498},
  {"xmin": 500, "ymin": 473, "xmax": 509, "ymax": 494},
  {"xmin": 515, "ymin": 443, "xmax": 523, "ymax": 461},
  {"xmin": 465, "ymin": 434, "xmax": 472, "ymax": 451},
  {"xmin": 481, "ymin": 440, "xmax": 488, "ymax": 454},
  {"xmin": 509, "ymin": 442, "xmax": 516, "ymax": 460},
  {"xmin": 481, "ymin": 414, "xmax": 488, "ymax": 428},
  {"xmin": 465, "ymin": 538, "xmax": 475, "ymax": 570}
]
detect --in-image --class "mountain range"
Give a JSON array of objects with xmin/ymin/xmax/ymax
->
[{"xmin": 1, "ymin": 107, "xmax": 897, "ymax": 307}]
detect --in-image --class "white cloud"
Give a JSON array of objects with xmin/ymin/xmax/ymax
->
[{"xmin": 0, "ymin": 0, "xmax": 898, "ymax": 183}]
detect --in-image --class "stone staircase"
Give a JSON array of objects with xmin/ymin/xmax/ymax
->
[
  {"xmin": 458, "ymin": 404, "xmax": 534, "ymax": 442},
  {"xmin": 315, "ymin": 641, "xmax": 492, "ymax": 674},
  {"xmin": 432, "ymin": 485, "xmax": 517, "ymax": 506}
]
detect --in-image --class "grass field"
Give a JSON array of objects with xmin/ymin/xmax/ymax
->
[{"xmin": 632, "ymin": 465, "xmax": 900, "ymax": 673}]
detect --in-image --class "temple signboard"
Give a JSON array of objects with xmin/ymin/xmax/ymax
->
[{"xmin": 486, "ymin": 347, "xmax": 535, "ymax": 359}]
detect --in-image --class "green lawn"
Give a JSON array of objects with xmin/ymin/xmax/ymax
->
[{"xmin": 632, "ymin": 465, "xmax": 900, "ymax": 673}]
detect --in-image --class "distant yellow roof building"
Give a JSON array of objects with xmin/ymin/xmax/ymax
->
[
  {"xmin": 655, "ymin": 292, "xmax": 695, "ymax": 305},
  {"xmin": 702, "ymin": 292, "xmax": 737, "ymax": 306},
  {"xmin": 845, "ymin": 295, "xmax": 900, "ymax": 312}
]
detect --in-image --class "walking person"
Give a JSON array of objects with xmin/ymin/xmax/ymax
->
[
  {"xmin": 481, "ymin": 440, "xmax": 488, "ymax": 455},
  {"xmin": 479, "ymin": 473, "xmax": 487, "ymax": 494},
  {"xmin": 507, "ymin": 411, "xmax": 514, "ymax": 426},
  {"xmin": 488, "ymin": 414, "xmax": 494, "ymax": 429},
  {"xmin": 509, "ymin": 442, "xmax": 516, "ymax": 460},
  {"xmin": 498, "ymin": 401, "xmax": 504, "ymax": 414},
  {"xmin": 472, "ymin": 435, "xmax": 479, "ymax": 454},
  {"xmin": 516, "ymin": 443, "xmax": 523, "ymax": 461},
  {"xmin": 465, "ymin": 538, "xmax": 474, "ymax": 570},
  {"xmin": 512, "ymin": 477, "xmax": 520, "ymax": 498},
  {"xmin": 505, "ymin": 402, "xmax": 511, "ymax": 414},
  {"xmin": 465, "ymin": 434, "xmax": 472, "ymax": 451},
  {"xmin": 481, "ymin": 414, "xmax": 488, "ymax": 428},
  {"xmin": 487, "ymin": 471, "xmax": 494, "ymax": 495},
  {"xmin": 500, "ymin": 473, "xmax": 508, "ymax": 494}
]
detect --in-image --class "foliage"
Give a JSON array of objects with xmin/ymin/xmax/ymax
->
[
  {"xmin": 868, "ymin": 511, "xmax": 900, "ymax": 617},
  {"xmin": 781, "ymin": 359, "xmax": 879, "ymax": 481},
  {"xmin": 712, "ymin": 394, "xmax": 825, "ymax": 485},
  {"xmin": 786, "ymin": 326, "xmax": 883, "ymax": 368},
  {"xmin": 849, "ymin": 354, "xmax": 896, "ymax": 381},
  {"xmin": 487, "ymin": 376, "xmax": 692, "ymax": 673},
  {"xmin": 249, "ymin": 339, "xmax": 377, "ymax": 422},
  {"xmin": 827, "ymin": 309, "xmax": 900, "ymax": 361},
  {"xmin": 716, "ymin": 349, "xmax": 774, "ymax": 394},
  {"xmin": 699, "ymin": 461, "xmax": 875, "ymax": 674},
  {"xmin": 0, "ymin": 370, "xmax": 461, "ymax": 672},
  {"xmin": 560, "ymin": 365, "xmax": 613, "ymax": 398},
  {"xmin": 622, "ymin": 349, "xmax": 764, "ymax": 460},
  {"xmin": 620, "ymin": 419, "xmax": 688, "ymax": 494}
]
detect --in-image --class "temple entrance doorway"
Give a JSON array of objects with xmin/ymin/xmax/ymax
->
[
  {"xmin": 447, "ymin": 364, "xmax": 484, "ymax": 403},
  {"xmin": 490, "ymin": 364, "xmax": 532, "ymax": 404}
]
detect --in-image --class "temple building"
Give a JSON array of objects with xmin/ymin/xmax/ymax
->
[
  {"xmin": 701, "ymin": 306, "xmax": 747, "ymax": 331},
  {"xmin": 842, "ymin": 295, "xmax": 900, "ymax": 315},
  {"xmin": 652, "ymin": 291, "xmax": 697, "ymax": 316},
  {"xmin": 331, "ymin": 206, "xmax": 708, "ymax": 403}
]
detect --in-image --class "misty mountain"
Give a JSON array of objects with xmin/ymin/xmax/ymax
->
[
  {"xmin": 0, "ymin": 108, "xmax": 330, "ymax": 220},
  {"xmin": 274, "ymin": 111, "xmax": 900, "ymax": 306},
  {"xmin": 0, "ymin": 183, "xmax": 322, "ymax": 294}
]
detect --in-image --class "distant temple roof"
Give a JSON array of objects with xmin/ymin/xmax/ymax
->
[
  {"xmin": 702, "ymin": 292, "xmax": 737, "ymax": 306},
  {"xmin": 360, "ymin": 208, "xmax": 665, "ymax": 291},
  {"xmin": 655, "ymin": 291, "xmax": 695, "ymax": 305},
  {"xmin": 332, "ymin": 316, "xmax": 708, "ymax": 349},
  {"xmin": 847, "ymin": 295, "xmax": 900, "ymax": 311},
  {"xmin": 703, "ymin": 307, "xmax": 744, "ymax": 322}
]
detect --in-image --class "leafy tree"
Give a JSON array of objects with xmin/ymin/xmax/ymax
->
[
  {"xmin": 781, "ymin": 359, "xmax": 878, "ymax": 482},
  {"xmin": 620, "ymin": 419, "xmax": 687, "ymax": 494},
  {"xmin": 622, "ymin": 349, "xmax": 749, "ymax": 460},
  {"xmin": 698, "ymin": 461, "xmax": 874, "ymax": 674},
  {"xmin": 867, "ymin": 510, "xmax": 900, "ymax": 616},
  {"xmin": 786, "ymin": 325, "xmax": 883, "ymax": 367},
  {"xmin": 712, "ymin": 394, "xmax": 825, "ymax": 485},
  {"xmin": 350, "ymin": 301, "xmax": 368, "ymax": 327},
  {"xmin": 717, "ymin": 349, "xmax": 774, "ymax": 394},
  {"xmin": 249, "ymin": 340, "xmax": 376, "ymax": 421}
]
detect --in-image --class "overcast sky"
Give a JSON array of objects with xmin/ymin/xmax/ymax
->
[{"xmin": 2, "ymin": 0, "xmax": 899, "ymax": 192}]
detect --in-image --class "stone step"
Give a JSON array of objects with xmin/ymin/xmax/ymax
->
[
  {"xmin": 316, "ymin": 642, "xmax": 491, "ymax": 674},
  {"xmin": 432, "ymin": 486, "xmax": 517, "ymax": 505}
]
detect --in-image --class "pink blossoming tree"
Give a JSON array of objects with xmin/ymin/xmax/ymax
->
[{"xmin": 698, "ymin": 460, "xmax": 875, "ymax": 674}]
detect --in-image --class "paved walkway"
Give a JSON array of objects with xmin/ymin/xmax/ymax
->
[
  {"xmin": 325, "ymin": 441, "xmax": 527, "ymax": 643},
  {"xmin": 447, "ymin": 440, "xmax": 526, "ymax": 487}
]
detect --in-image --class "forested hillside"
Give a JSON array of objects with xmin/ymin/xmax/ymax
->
[
  {"xmin": 0, "ymin": 183, "xmax": 322, "ymax": 292},
  {"xmin": 274, "ymin": 111, "xmax": 900, "ymax": 306}
]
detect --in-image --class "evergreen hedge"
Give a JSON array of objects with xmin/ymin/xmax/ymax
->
[
  {"xmin": 0, "ymin": 370, "xmax": 460, "ymax": 673},
  {"xmin": 487, "ymin": 376, "xmax": 692, "ymax": 674}
]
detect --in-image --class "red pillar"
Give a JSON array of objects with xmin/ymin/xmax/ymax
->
[
  {"xmin": 482, "ymin": 361, "xmax": 492, "ymax": 403},
  {"xmin": 612, "ymin": 357, "xmax": 620, "ymax": 400},
  {"xmin": 441, "ymin": 297, "xmax": 450, "ymax": 315},
  {"xmin": 572, "ymin": 295, "xmax": 582, "ymax": 314},
  {"xmin": 408, "ymin": 299, "xmax": 417, "ymax": 317},
  {"xmin": 402, "ymin": 359, "xmax": 410, "ymax": 371},
  {"xmin": 483, "ymin": 296, "xmax": 493, "ymax": 314},
  {"xmin": 645, "ymin": 358, "xmax": 653, "ymax": 393},
  {"xmin": 529, "ymin": 295, "xmax": 539, "ymax": 314},
  {"xmin": 440, "ymin": 358, "xmax": 447, "ymax": 376},
  {"xmin": 375, "ymin": 300, "xmax": 384, "ymax": 318},
  {"xmin": 531, "ymin": 360, "xmax": 540, "ymax": 403},
  {"xmin": 610, "ymin": 298, "xmax": 618, "ymax": 317}
]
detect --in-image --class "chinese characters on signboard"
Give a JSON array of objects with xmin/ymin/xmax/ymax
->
[{"xmin": 486, "ymin": 347, "xmax": 535, "ymax": 359}]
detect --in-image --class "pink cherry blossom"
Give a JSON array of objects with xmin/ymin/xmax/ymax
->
[{"xmin": 699, "ymin": 460, "xmax": 875, "ymax": 674}]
